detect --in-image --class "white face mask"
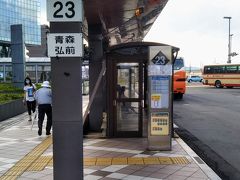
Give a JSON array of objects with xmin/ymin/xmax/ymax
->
[{"xmin": 26, "ymin": 80, "xmax": 30, "ymax": 84}]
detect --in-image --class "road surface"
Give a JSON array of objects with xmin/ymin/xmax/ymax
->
[{"xmin": 174, "ymin": 83, "xmax": 240, "ymax": 180}]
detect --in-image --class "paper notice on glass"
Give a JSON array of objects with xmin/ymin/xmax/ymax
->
[
  {"xmin": 151, "ymin": 94, "xmax": 161, "ymax": 108},
  {"xmin": 148, "ymin": 65, "xmax": 172, "ymax": 76}
]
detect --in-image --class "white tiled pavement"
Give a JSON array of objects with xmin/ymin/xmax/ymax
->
[{"xmin": 0, "ymin": 96, "xmax": 221, "ymax": 180}]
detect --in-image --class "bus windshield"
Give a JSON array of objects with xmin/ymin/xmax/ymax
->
[
  {"xmin": 173, "ymin": 58, "xmax": 186, "ymax": 99},
  {"xmin": 174, "ymin": 58, "xmax": 184, "ymax": 70}
]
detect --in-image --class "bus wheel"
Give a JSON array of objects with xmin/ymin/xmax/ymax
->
[
  {"xmin": 178, "ymin": 93, "xmax": 183, "ymax": 99},
  {"xmin": 174, "ymin": 93, "xmax": 183, "ymax": 100},
  {"xmin": 215, "ymin": 80, "xmax": 222, "ymax": 88},
  {"xmin": 173, "ymin": 94, "xmax": 178, "ymax": 100}
]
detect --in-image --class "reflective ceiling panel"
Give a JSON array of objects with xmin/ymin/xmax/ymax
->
[{"xmin": 84, "ymin": 0, "xmax": 169, "ymax": 45}]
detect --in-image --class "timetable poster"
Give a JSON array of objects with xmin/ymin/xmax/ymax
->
[
  {"xmin": 150, "ymin": 76, "xmax": 169, "ymax": 109},
  {"xmin": 151, "ymin": 112, "xmax": 169, "ymax": 136}
]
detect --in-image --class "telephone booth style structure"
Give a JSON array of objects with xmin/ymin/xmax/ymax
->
[{"xmin": 106, "ymin": 42, "xmax": 179, "ymax": 146}]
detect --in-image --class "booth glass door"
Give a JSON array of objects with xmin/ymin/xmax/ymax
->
[{"xmin": 114, "ymin": 62, "xmax": 143, "ymax": 137}]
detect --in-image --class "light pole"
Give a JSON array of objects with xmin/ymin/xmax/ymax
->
[
  {"xmin": 230, "ymin": 34, "xmax": 233, "ymax": 58},
  {"xmin": 223, "ymin": 16, "xmax": 232, "ymax": 63}
]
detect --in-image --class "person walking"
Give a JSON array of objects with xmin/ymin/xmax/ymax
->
[
  {"xmin": 23, "ymin": 77, "xmax": 36, "ymax": 121},
  {"xmin": 35, "ymin": 81, "xmax": 52, "ymax": 136}
]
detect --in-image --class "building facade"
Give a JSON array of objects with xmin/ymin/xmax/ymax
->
[
  {"xmin": 0, "ymin": 0, "xmax": 41, "ymax": 57},
  {"xmin": 0, "ymin": 57, "xmax": 89, "ymax": 87},
  {"xmin": 0, "ymin": 57, "xmax": 89, "ymax": 94},
  {"xmin": 0, "ymin": 58, "xmax": 51, "ymax": 83},
  {"xmin": 27, "ymin": 25, "xmax": 49, "ymax": 57}
]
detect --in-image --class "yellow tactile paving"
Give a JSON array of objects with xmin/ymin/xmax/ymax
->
[
  {"xmin": 28, "ymin": 156, "xmax": 190, "ymax": 170},
  {"xmin": 0, "ymin": 133, "xmax": 191, "ymax": 179},
  {"xmin": 35, "ymin": 156, "xmax": 52, "ymax": 163},
  {"xmin": 84, "ymin": 158, "xmax": 97, "ymax": 162},
  {"xmin": 128, "ymin": 157, "xmax": 144, "ymax": 165},
  {"xmin": 96, "ymin": 158, "xmax": 112, "ymax": 166},
  {"xmin": 84, "ymin": 158, "xmax": 97, "ymax": 166},
  {"xmin": 0, "ymin": 136, "xmax": 52, "ymax": 180},
  {"xmin": 84, "ymin": 161, "xmax": 96, "ymax": 166},
  {"xmin": 1, "ymin": 153, "xmax": 190, "ymax": 179},
  {"xmin": 2, "ymin": 171, "xmax": 22, "ymax": 176},
  {"xmin": 89, "ymin": 157, "xmax": 189, "ymax": 165},
  {"xmin": 158, "ymin": 157, "xmax": 173, "ymax": 165},
  {"xmin": 171, "ymin": 157, "xmax": 189, "ymax": 164},
  {"xmin": 112, "ymin": 157, "xmax": 128, "ymax": 165},
  {"xmin": 27, "ymin": 156, "xmax": 52, "ymax": 171},
  {"xmin": 27, "ymin": 163, "xmax": 48, "ymax": 171},
  {"xmin": 0, "ymin": 176, "xmax": 17, "ymax": 180},
  {"xmin": 47, "ymin": 158, "xmax": 53, "ymax": 166},
  {"xmin": 143, "ymin": 157, "xmax": 160, "ymax": 165}
]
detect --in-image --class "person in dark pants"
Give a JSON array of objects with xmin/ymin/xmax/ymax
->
[
  {"xmin": 23, "ymin": 77, "xmax": 36, "ymax": 121},
  {"xmin": 35, "ymin": 81, "xmax": 52, "ymax": 136}
]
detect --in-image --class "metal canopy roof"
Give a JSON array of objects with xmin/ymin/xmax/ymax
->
[
  {"xmin": 84, "ymin": 0, "xmax": 168, "ymax": 45},
  {"xmin": 108, "ymin": 41, "xmax": 179, "ymax": 52}
]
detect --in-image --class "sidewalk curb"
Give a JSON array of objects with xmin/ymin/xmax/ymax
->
[{"xmin": 176, "ymin": 137, "xmax": 221, "ymax": 180}]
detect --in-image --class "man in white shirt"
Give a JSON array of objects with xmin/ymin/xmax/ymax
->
[{"xmin": 35, "ymin": 81, "xmax": 52, "ymax": 136}]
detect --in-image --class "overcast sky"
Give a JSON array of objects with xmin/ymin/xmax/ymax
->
[
  {"xmin": 40, "ymin": 0, "xmax": 47, "ymax": 25},
  {"xmin": 144, "ymin": 0, "xmax": 240, "ymax": 67},
  {"xmin": 40, "ymin": 0, "xmax": 240, "ymax": 67}
]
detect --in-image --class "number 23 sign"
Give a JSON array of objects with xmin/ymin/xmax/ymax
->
[{"xmin": 47, "ymin": 0, "xmax": 83, "ymax": 22}]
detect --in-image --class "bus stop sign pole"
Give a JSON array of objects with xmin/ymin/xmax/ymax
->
[
  {"xmin": 148, "ymin": 46, "xmax": 173, "ymax": 151},
  {"xmin": 47, "ymin": 1, "xmax": 83, "ymax": 179}
]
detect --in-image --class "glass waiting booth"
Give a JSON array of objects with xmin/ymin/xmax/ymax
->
[{"xmin": 105, "ymin": 42, "xmax": 179, "ymax": 139}]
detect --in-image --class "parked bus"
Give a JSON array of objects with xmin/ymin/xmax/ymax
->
[
  {"xmin": 173, "ymin": 57, "xmax": 186, "ymax": 99},
  {"xmin": 203, "ymin": 64, "xmax": 240, "ymax": 88}
]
